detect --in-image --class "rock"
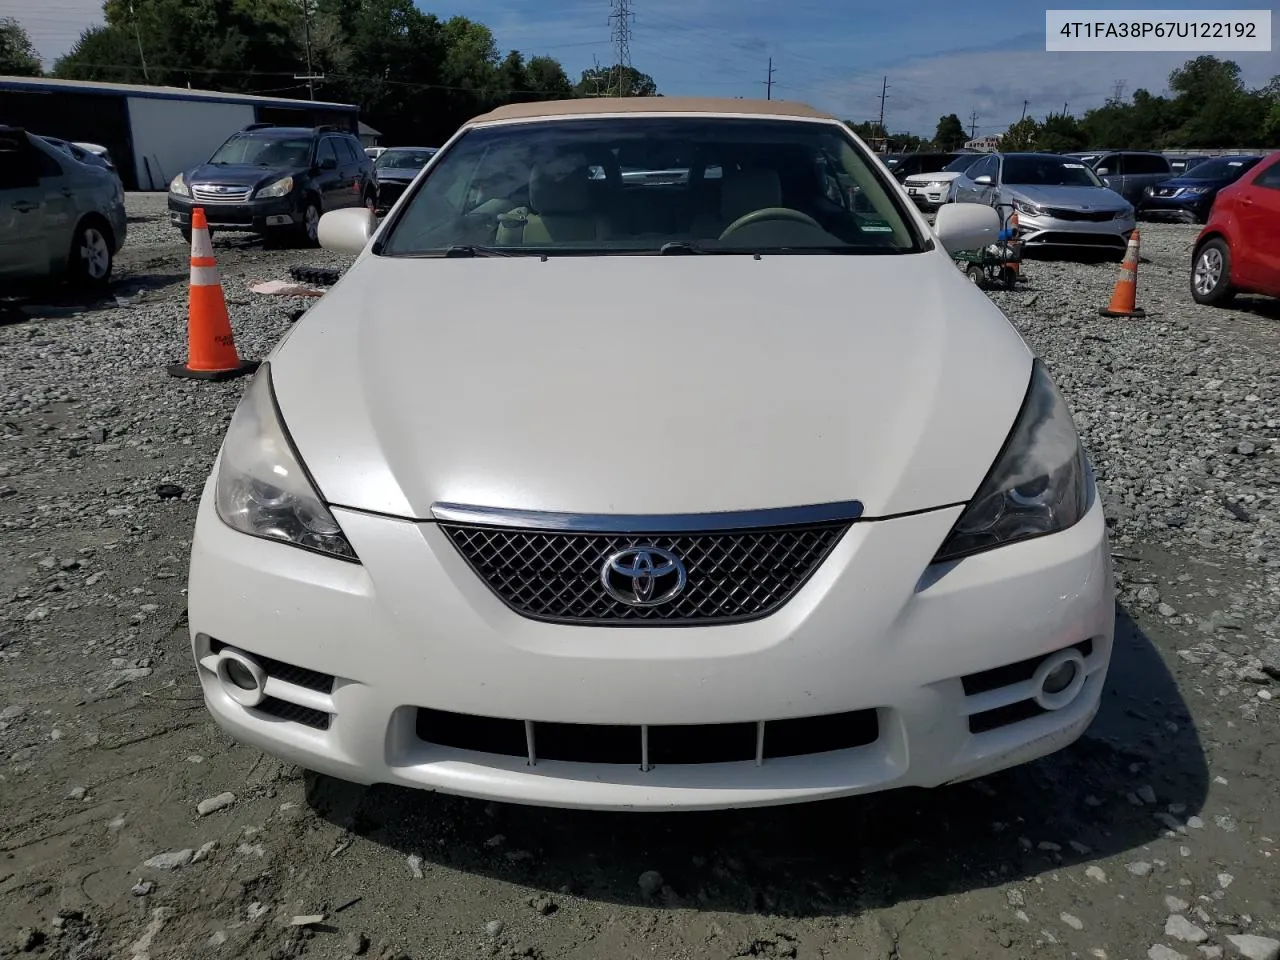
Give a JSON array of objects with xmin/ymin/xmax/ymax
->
[
  {"xmin": 485, "ymin": 920, "xmax": 504, "ymax": 938},
  {"xmin": 1086, "ymin": 866, "xmax": 1108, "ymax": 883},
  {"xmin": 1260, "ymin": 641, "xmax": 1280, "ymax": 679},
  {"xmin": 131, "ymin": 880, "xmax": 155, "ymax": 897},
  {"xmin": 638, "ymin": 870, "xmax": 664, "ymax": 897},
  {"xmin": 1159, "ymin": 603, "xmax": 1178, "ymax": 617},
  {"xmin": 66, "ymin": 786, "xmax": 87, "ymax": 800},
  {"xmin": 530, "ymin": 895, "xmax": 557, "ymax": 916},
  {"xmin": 155, "ymin": 483, "xmax": 184, "ymax": 499},
  {"xmin": 290, "ymin": 915, "xmax": 325, "ymax": 927},
  {"xmin": 1165, "ymin": 916, "xmax": 1208, "ymax": 943},
  {"xmin": 1139, "ymin": 785, "xmax": 1158, "ymax": 804},
  {"xmin": 143, "ymin": 849, "xmax": 193, "ymax": 870},
  {"xmin": 345, "ymin": 932, "xmax": 370, "ymax": 956},
  {"xmin": 1150, "ymin": 947, "xmax": 1189, "ymax": 960},
  {"xmin": 407, "ymin": 854, "xmax": 423, "ymax": 879},
  {"xmin": 1187, "ymin": 816, "xmax": 1206, "ymax": 829},
  {"xmin": 1062, "ymin": 913, "xmax": 1084, "ymax": 930},
  {"xmin": 1225, "ymin": 935, "xmax": 1280, "ymax": 960},
  {"xmin": 1218, "ymin": 872, "xmax": 1234, "ymax": 889},
  {"xmin": 192, "ymin": 841, "xmax": 218, "ymax": 863},
  {"xmin": 197, "ymin": 792, "xmax": 235, "ymax": 816},
  {"xmin": 1166, "ymin": 896, "xmax": 1191, "ymax": 913},
  {"xmin": 1127, "ymin": 861, "xmax": 1154, "ymax": 877}
]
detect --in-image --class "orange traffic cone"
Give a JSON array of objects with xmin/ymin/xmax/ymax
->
[
  {"xmin": 1099, "ymin": 229, "xmax": 1146, "ymax": 319},
  {"xmin": 167, "ymin": 208, "xmax": 259, "ymax": 381}
]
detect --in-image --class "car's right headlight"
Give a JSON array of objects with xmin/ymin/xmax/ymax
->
[
  {"xmin": 1013, "ymin": 198, "xmax": 1045, "ymax": 218},
  {"xmin": 932, "ymin": 360, "xmax": 1089, "ymax": 564},
  {"xmin": 214, "ymin": 362, "xmax": 359, "ymax": 562},
  {"xmin": 255, "ymin": 176, "xmax": 294, "ymax": 199},
  {"xmin": 170, "ymin": 173, "xmax": 191, "ymax": 197}
]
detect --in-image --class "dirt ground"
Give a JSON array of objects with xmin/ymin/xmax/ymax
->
[{"xmin": 1, "ymin": 194, "xmax": 1277, "ymax": 960}]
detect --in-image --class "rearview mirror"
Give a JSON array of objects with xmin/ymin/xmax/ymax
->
[
  {"xmin": 973, "ymin": 174, "xmax": 993, "ymax": 185},
  {"xmin": 318, "ymin": 207, "xmax": 377, "ymax": 254},
  {"xmin": 933, "ymin": 202, "xmax": 1001, "ymax": 256}
]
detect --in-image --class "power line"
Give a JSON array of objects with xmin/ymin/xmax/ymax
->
[{"xmin": 608, "ymin": 0, "xmax": 633, "ymax": 97}]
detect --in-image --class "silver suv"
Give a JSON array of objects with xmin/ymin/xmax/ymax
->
[{"xmin": 0, "ymin": 126, "xmax": 128, "ymax": 291}]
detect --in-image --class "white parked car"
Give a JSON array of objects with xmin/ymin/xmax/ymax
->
[
  {"xmin": 902, "ymin": 154, "xmax": 984, "ymax": 210},
  {"xmin": 186, "ymin": 97, "xmax": 1115, "ymax": 811}
]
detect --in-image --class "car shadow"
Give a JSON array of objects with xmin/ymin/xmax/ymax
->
[
  {"xmin": 1218, "ymin": 296, "xmax": 1280, "ymax": 322},
  {"xmin": 0, "ymin": 273, "xmax": 184, "ymax": 323},
  {"xmin": 306, "ymin": 603, "xmax": 1207, "ymax": 917}
]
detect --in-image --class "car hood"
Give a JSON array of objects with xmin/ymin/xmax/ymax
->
[
  {"xmin": 267, "ymin": 253, "xmax": 1035, "ymax": 520},
  {"xmin": 1006, "ymin": 184, "xmax": 1129, "ymax": 209},
  {"xmin": 374, "ymin": 169, "xmax": 422, "ymax": 182},
  {"xmin": 186, "ymin": 163, "xmax": 303, "ymax": 187},
  {"xmin": 903, "ymin": 171, "xmax": 965, "ymax": 185}
]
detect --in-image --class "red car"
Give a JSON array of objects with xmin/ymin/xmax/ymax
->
[{"xmin": 1190, "ymin": 150, "xmax": 1280, "ymax": 306}]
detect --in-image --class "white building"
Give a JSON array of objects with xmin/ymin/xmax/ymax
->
[{"xmin": 0, "ymin": 75, "xmax": 360, "ymax": 191}]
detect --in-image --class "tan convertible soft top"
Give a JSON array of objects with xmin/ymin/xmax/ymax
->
[{"xmin": 466, "ymin": 97, "xmax": 837, "ymax": 126}]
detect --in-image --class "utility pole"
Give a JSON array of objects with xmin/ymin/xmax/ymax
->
[
  {"xmin": 1021, "ymin": 99, "xmax": 1028, "ymax": 121},
  {"xmin": 877, "ymin": 76, "xmax": 889, "ymax": 148},
  {"xmin": 969, "ymin": 109, "xmax": 978, "ymax": 140},
  {"xmin": 127, "ymin": 1, "xmax": 150, "ymax": 81},
  {"xmin": 608, "ymin": 0, "xmax": 634, "ymax": 97},
  {"xmin": 294, "ymin": 0, "xmax": 324, "ymax": 100},
  {"xmin": 1062, "ymin": 102, "xmax": 1069, "ymax": 116},
  {"xmin": 763, "ymin": 57, "xmax": 775, "ymax": 100}
]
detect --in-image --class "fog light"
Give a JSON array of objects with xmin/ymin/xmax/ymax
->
[
  {"xmin": 1031, "ymin": 648, "xmax": 1088, "ymax": 711},
  {"xmin": 214, "ymin": 648, "xmax": 268, "ymax": 708}
]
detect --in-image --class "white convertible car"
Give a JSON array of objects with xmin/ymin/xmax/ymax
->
[{"xmin": 186, "ymin": 97, "xmax": 1115, "ymax": 811}]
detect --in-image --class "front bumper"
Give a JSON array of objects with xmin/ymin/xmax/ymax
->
[
  {"xmin": 187, "ymin": 477, "xmax": 1115, "ymax": 811},
  {"xmin": 904, "ymin": 181, "xmax": 951, "ymax": 208},
  {"xmin": 1015, "ymin": 211, "xmax": 1134, "ymax": 252},
  {"xmin": 168, "ymin": 193, "xmax": 304, "ymax": 232},
  {"xmin": 373, "ymin": 180, "xmax": 411, "ymax": 211},
  {"xmin": 1140, "ymin": 194, "xmax": 1210, "ymax": 222}
]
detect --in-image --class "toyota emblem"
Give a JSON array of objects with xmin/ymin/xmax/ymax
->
[{"xmin": 600, "ymin": 546, "xmax": 687, "ymax": 607}]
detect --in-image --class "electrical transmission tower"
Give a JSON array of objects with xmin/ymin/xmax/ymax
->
[
  {"xmin": 608, "ymin": 0, "xmax": 634, "ymax": 97},
  {"xmin": 1108, "ymin": 79, "xmax": 1126, "ymax": 105}
]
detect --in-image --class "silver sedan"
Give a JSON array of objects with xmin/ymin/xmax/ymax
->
[{"xmin": 948, "ymin": 153, "xmax": 1135, "ymax": 258}]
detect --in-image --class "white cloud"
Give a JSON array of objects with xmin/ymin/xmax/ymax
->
[
  {"xmin": 0, "ymin": 0, "xmax": 103, "ymax": 66},
  {"xmin": 806, "ymin": 44, "xmax": 1279, "ymax": 135}
]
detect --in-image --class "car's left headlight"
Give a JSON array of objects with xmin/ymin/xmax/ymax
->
[
  {"xmin": 932, "ymin": 360, "xmax": 1089, "ymax": 563},
  {"xmin": 214, "ymin": 362, "xmax": 359, "ymax": 562},
  {"xmin": 1114, "ymin": 205, "xmax": 1134, "ymax": 220},
  {"xmin": 255, "ymin": 176, "xmax": 294, "ymax": 199}
]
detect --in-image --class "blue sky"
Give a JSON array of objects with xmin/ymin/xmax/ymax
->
[{"xmin": 6, "ymin": 0, "xmax": 1276, "ymax": 136}]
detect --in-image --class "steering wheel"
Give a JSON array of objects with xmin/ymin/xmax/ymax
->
[{"xmin": 718, "ymin": 207, "xmax": 823, "ymax": 240}]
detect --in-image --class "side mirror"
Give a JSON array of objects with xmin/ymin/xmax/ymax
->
[
  {"xmin": 319, "ymin": 157, "xmax": 338, "ymax": 171},
  {"xmin": 934, "ymin": 202, "xmax": 1001, "ymax": 256},
  {"xmin": 1096, "ymin": 167, "xmax": 1110, "ymax": 176},
  {"xmin": 973, "ymin": 174, "xmax": 993, "ymax": 185},
  {"xmin": 318, "ymin": 207, "xmax": 377, "ymax": 254}
]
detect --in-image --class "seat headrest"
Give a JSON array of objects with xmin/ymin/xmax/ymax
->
[
  {"xmin": 530, "ymin": 163, "xmax": 591, "ymax": 215},
  {"xmin": 721, "ymin": 169, "xmax": 782, "ymax": 222}
]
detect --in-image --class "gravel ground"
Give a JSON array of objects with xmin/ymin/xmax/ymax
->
[{"xmin": 1, "ymin": 194, "xmax": 1278, "ymax": 960}]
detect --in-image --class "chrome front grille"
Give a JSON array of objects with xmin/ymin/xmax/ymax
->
[
  {"xmin": 434, "ymin": 501, "xmax": 859, "ymax": 626},
  {"xmin": 191, "ymin": 183, "xmax": 253, "ymax": 203}
]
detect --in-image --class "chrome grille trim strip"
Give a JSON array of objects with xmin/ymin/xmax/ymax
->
[{"xmin": 428, "ymin": 499, "xmax": 864, "ymax": 533}]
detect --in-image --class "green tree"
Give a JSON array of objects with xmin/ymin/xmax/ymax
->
[
  {"xmin": 1166, "ymin": 56, "xmax": 1261, "ymax": 147},
  {"xmin": 526, "ymin": 55, "xmax": 573, "ymax": 99},
  {"xmin": 1034, "ymin": 112, "xmax": 1087, "ymax": 152},
  {"xmin": 999, "ymin": 117, "xmax": 1040, "ymax": 151},
  {"xmin": 576, "ymin": 64, "xmax": 657, "ymax": 97},
  {"xmin": 0, "ymin": 16, "xmax": 42, "ymax": 75},
  {"xmin": 934, "ymin": 114, "xmax": 966, "ymax": 151}
]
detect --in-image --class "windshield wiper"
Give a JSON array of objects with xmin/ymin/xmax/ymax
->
[
  {"xmin": 658, "ymin": 241, "xmax": 709, "ymax": 255},
  {"xmin": 441, "ymin": 245, "xmax": 519, "ymax": 258}
]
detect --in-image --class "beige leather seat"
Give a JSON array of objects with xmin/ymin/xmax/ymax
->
[
  {"xmin": 691, "ymin": 168, "xmax": 783, "ymax": 239},
  {"xmin": 521, "ymin": 164, "xmax": 605, "ymax": 243}
]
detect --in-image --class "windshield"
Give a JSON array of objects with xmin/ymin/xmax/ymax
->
[
  {"xmin": 1183, "ymin": 157, "xmax": 1254, "ymax": 180},
  {"xmin": 209, "ymin": 134, "xmax": 312, "ymax": 167},
  {"xmin": 942, "ymin": 155, "xmax": 978, "ymax": 173},
  {"xmin": 378, "ymin": 116, "xmax": 922, "ymax": 257},
  {"xmin": 1002, "ymin": 156, "xmax": 1103, "ymax": 187},
  {"xmin": 377, "ymin": 149, "xmax": 437, "ymax": 170}
]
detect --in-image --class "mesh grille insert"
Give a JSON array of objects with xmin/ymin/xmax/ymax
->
[{"xmin": 439, "ymin": 522, "xmax": 849, "ymax": 625}]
